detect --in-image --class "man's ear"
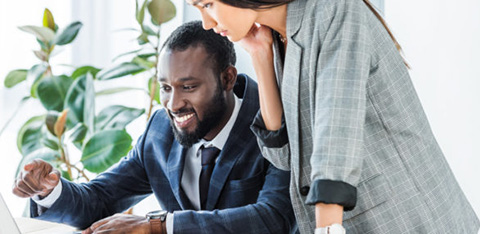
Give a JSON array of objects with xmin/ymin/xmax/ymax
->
[{"xmin": 221, "ymin": 65, "xmax": 237, "ymax": 91}]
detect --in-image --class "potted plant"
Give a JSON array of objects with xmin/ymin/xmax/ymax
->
[{"xmin": 2, "ymin": 0, "xmax": 176, "ymax": 183}]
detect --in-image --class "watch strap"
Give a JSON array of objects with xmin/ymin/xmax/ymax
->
[{"xmin": 149, "ymin": 218, "xmax": 163, "ymax": 234}]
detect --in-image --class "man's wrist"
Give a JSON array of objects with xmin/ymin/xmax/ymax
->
[
  {"xmin": 148, "ymin": 218, "xmax": 165, "ymax": 234},
  {"xmin": 146, "ymin": 210, "xmax": 168, "ymax": 234}
]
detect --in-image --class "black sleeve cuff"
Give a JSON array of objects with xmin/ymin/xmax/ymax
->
[
  {"xmin": 250, "ymin": 110, "xmax": 289, "ymax": 148},
  {"xmin": 305, "ymin": 179, "xmax": 357, "ymax": 211}
]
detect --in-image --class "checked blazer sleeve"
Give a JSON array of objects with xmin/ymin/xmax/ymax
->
[{"xmin": 304, "ymin": 0, "xmax": 372, "ymax": 210}]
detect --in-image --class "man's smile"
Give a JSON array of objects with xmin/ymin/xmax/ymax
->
[{"xmin": 173, "ymin": 113, "xmax": 195, "ymax": 128}]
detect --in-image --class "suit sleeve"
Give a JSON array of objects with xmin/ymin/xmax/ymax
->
[
  {"xmin": 30, "ymin": 126, "xmax": 154, "ymax": 229},
  {"xmin": 305, "ymin": 0, "xmax": 371, "ymax": 211},
  {"xmin": 172, "ymin": 164, "xmax": 296, "ymax": 234},
  {"xmin": 250, "ymin": 110, "xmax": 291, "ymax": 171}
]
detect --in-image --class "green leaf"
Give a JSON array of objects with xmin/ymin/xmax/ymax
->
[
  {"xmin": 43, "ymin": 9, "xmax": 55, "ymax": 31},
  {"xmin": 18, "ymin": 25, "xmax": 55, "ymax": 43},
  {"xmin": 42, "ymin": 138, "xmax": 59, "ymax": 150},
  {"xmin": 111, "ymin": 48, "xmax": 142, "ymax": 63},
  {"xmin": 138, "ymin": 53, "xmax": 157, "ymax": 59},
  {"xmin": 132, "ymin": 56, "xmax": 155, "ymax": 69},
  {"xmin": 71, "ymin": 66, "xmax": 100, "ymax": 79},
  {"xmin": 148, "ymin": 76, "xmax": 161, "ymax": 105},
  {"xmin": 37, "ymin": 38, "xmax": 49, "ymax": 52},
  {"xmin": 137, "ymin": 32, "xmax": 149, "ymax": 45},
  {"xmin": 136, "ymin": 0, "xmax": 148, "ymax": 26},
  {"xmin": 83, "ymin": 73, "xmax": 96, "ymax": 138},
  {"xmin": 54, "ymin": 22, "xmax": 83, "ymax": 45},
  {"xmin": 68, "ymin": 123, "xmax": 88, "ymax": 143},
  {"xmin": 28, "ymin": 64, "xmax": 49, "ymax": 98},
  {"xmin": 95, "ymin": 105, "xmax": 145, "ymax": 131},
  {"xmin": 17, "ymin": 115, "xmax": 46, "ymax": 156},
  {"xmin": 15, "ymin": 148, "xmax": 60, "ymax": 179},
  {"xmin": 36, "ymin": 75, "xmax": 74, "ymax": 111},
  {"xmin": 4, "ymin": 69, "xmax": 28, "ymax": 88},
  {"xmin": 45, "ymin": 110, "xmax": 60, "ymax": 136},
  {"xmin": 34, "ymin": 50, "xmax": 48, "ymax": 61},
  {"xmin": 64, "ymin": 74, "xmax": 95, "ymax": 129},
  {"xmin": 143, "ymin": 25, "xmax": 157, "ymax": 36},
  {"xmin": 81, "ymin": 130, "xmax": 133, "ymax": 173},
  {"xmin": 148, "ymin": 0, "xmax": 176, "ymax": 26},
  {"xmin": 96, "ymin": 62, "xmax": 146, "ymax": 80},
  {"xmin": 61, "ymin": 170, "xmax": 72, "ymax": 181},
  {"xmin": 96, "ymin": 87, "xmax": 147, "ymax": 96}
]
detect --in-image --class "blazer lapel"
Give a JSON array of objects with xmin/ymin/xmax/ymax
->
[
  {"xmin": 203, "ymin": 83, "xmax": 255, "ymax": 210},
  {"xmin": 281, "ymin": 0, "xmax": 306, "ymax": 185},
  {"xmin": 204, "ymin": 137, "xmax": 247, "ymax": 210},
  {"xmin": 281, "ymin": 38, "xmax": 302, "ymax": 180},
  {"xmin": 167, "ymin": 141, "xmax": 194, "ymax": 210}
]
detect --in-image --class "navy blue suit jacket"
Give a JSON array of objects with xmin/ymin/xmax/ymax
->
[{"xmin": 31, "ymin": 74, "xmax": 296, "ymax": 233}]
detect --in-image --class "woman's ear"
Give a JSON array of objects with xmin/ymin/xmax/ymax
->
[{"xmin": 221, "ymin": 65, "xmax": 238, "ymax": 91}]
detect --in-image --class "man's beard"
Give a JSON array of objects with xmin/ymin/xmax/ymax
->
[{"xmin": 170, "ymin": 89, "xmax": 227, "ymax": 148}]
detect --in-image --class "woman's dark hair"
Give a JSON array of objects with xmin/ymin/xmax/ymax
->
[
  {"xmin": 219, "ymin": 0, "xmax": 294, "ymax": 9},
  {"xmin": 218, "ymin": 0, "xmax": 410, "ymax": 68},
  {"xmin": 162, "ymin": 20, "xmax": 236, "ymax": 74}
]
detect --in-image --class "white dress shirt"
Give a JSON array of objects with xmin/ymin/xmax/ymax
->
[{"xmin": 34, "ymin": 95, "xmax": 243, "ymax": 234}]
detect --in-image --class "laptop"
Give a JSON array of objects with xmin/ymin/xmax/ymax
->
[{"xmin": 0, "ymin": 193, "xmax": 79, "ymax": 234}]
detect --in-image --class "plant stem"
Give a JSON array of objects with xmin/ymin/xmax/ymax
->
[
  {"xmin": 146, "ymin": 27, "xmax": 162, "ymax": 121},
  {"xmin": 71, "ymin": 164, "xmax": 90, "ymax": 182},
  {"xmin": 58, "ymin": 136, "xmax": 73, "ymax": 180}
]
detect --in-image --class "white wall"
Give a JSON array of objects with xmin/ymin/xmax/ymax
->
[
  {"xmin": 0, "ymin": 0, "xmax": 74, "ymax": 217},
  {"xmin": 385, "ymin": 0, "xmax": 480, "ymax": 216}
]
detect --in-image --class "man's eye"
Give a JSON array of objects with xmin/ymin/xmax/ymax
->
[
  {"xmin": 160, "ymin": 86, "xmax": 171, "ymax": 91},
  {"xmin": 183, "ymin": 85, "xmax": 196, "ymax": 90}
]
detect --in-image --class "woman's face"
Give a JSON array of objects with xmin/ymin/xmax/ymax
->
[{"xmin": 187, "ymin": 0, "xmax": 257, "ymax": 42}]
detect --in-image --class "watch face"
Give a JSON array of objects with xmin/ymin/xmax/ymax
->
[
  {"xmin": 146, "ymin": 210, "xmax": 167, "ymax": 221},
  {"xmin": 329, "ymin": 224, "xmax": 346, "ymax": 234}
]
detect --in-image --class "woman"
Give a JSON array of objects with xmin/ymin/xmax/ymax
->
[{"xmin": 187, "ymin": 0, "xmax": 480, "ymax": 233}]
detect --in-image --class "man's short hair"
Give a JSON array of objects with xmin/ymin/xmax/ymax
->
[{"xmin": 162, "ymin": 20, "xmax": 236, "ymax": 74}]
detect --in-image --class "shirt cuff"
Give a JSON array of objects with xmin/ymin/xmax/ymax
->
[
  {"xmin": 31, "ymin": 180, "xmax": 63, "ymax": 209},
  {"xmin": 250, "ymin": 110, "xmax": 288, "ymax": 148},
  {"xmin": 305, "ymin": 179, "xmax": 357, "ymax": 211},
  {"xmin": 166, "ymin": 212, "xmax": 173, "ymax": 234}
]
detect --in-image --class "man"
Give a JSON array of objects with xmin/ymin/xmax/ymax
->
[{"xmin": 12, "ymin": 21, "xmax": 296, "ymax": 234}]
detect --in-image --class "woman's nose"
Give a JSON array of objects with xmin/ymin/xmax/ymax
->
[{"xmin": 200, "ymin": 11, "xmax": 216, "ymax": 30}]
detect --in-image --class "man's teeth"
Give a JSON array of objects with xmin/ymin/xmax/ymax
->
[{"xmin": 176, "ymin": 113, "xmax": 194, "ymax": 122}]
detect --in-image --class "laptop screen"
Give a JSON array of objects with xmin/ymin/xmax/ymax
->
[{"xmin": 0, "ymin": 193, "xmax": 21, "ymax": 234}]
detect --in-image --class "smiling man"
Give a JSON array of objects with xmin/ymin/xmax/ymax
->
[{"xmin": 12, "ymin": 21, "xmax": 296, "ymax": 234}]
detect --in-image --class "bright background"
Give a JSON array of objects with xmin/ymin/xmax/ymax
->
[{"xmin": 1, "ymin": 0, "xmax": 479, "ymax": 221}]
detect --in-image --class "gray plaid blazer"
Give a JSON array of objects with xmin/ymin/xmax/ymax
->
[{"xmin": 251, "ymin": 0, "xmax": 479, "ymax": 233}]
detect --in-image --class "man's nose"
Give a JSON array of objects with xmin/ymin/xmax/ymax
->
[{"xmin": 166, "ymin": 90, "xmax": 185, "ymax": 112}]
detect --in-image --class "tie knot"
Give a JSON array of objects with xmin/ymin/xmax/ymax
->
[{"xmin": 201, "ymin": 146, "xmax": 220, "ymax": 166}]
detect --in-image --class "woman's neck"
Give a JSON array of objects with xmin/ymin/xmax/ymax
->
[{"xmin": 256, "ymin": 4, "xmax": 288, "ymax": 38}]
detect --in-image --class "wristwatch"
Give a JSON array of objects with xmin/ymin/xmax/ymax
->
[
  {"xmin": 314, "ymin": 223, "xmax": 346, "ymax": 234},
  {"xmin": 146, "ymin": 210, "xmax": 168, "ymax": 234}
]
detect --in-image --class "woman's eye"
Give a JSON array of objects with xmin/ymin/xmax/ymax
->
[{"xmin": 203, "ymin": 3, "xmax": 212, "ymax": 9}]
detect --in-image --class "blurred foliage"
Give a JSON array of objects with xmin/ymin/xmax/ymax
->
[{"xmin": 3, "ymin": 0, "xmax": 176, "ymax": 181}]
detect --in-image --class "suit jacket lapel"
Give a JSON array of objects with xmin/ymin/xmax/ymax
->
[
  {"xmin": 167, "ymin": 141, "xmax": 194, "ymax": 210},
  {"xmin": 204, "ymin": 75, "xmax": 258, "ymax": 210}
]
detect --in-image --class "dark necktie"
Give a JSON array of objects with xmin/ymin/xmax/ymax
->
[{"xmin": 199, "ymin": 146, "xmax": 220, "ymax": 210}]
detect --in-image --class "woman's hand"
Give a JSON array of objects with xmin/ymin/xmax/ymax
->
[{"xmin": 238, "ymin": 24, "xmax": 273, "ymax": 56}]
